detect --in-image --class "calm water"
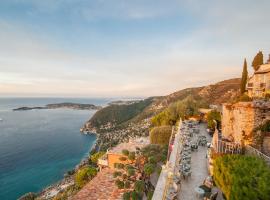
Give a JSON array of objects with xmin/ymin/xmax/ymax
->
[{"xmin": 0, "ymin": 98, "xmax": 110, "ymax": 200}]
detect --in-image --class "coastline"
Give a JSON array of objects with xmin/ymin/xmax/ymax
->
[{"xmin": 34, "ymin": 134, "xmax": 97, "ymax": 200}]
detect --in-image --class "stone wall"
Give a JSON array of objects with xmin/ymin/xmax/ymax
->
[{"xmin": 222, "ymin": 101, "xmax": 270, "ymax": 145}]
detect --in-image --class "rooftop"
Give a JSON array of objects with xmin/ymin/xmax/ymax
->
[
  {"xmin": 71, "ymin": 168, "xmax": 123, "ymax": 200},
  {"xmin": 108, "ymin": 137, "xmax": 149, "ymax": 154}
]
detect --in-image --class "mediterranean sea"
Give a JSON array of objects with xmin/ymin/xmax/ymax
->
[{"xmin": 0, "ymin": 98, "xmax": 110, "ymax": 200}]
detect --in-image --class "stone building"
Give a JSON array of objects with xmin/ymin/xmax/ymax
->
[
  {"xmin": 247, "ymin": 55, "xmax": 270, "ymax": 98},
  {"xmin": 98, "ymin": 137, "xmax": 149, "ymax": 170},
  {"xmin": 222, "ymin": 101, "xmax": 270, "ymax": 154}
]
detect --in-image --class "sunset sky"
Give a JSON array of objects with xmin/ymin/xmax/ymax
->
[{"xmin": 0, "ymin": 0, "xmax": 269, "ymax": 97}]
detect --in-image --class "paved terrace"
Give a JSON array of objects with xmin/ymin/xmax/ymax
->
[
  {"xmin": 153, "ymin": 121, "xmax": 223, "ymax": 200},
  {"xmin": 178, "ymin": 124, "xmax": 223, "ymax": 200}
]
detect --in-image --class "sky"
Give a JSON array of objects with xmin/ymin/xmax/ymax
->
[{"xmin": 0, "ymin": 0, "xmax": 269, "ymax": 98}]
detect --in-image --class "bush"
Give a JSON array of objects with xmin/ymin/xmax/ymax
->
[
  {"xmin": 123, "ymin": 192, "xmax": 131, "ymax": 200},
  {"xmin": 134, "ymin": 180, "xmax": 145, "ymax": 194},
  {"xmin": 151, "ymin": 95, "xmax": 207, "ymax": 127},
  {"xmin": 127, "ymin": 168, "xmax": 135, "ymax": 176},
  {"xmin": 213, "ymin": 155, "xmax": 270, "ymax": 200},
  {"xmin": 147, "ymin": 190, "xmax": 154, "ymax": 200},
  {"xmin": 122, "ymin": 149, "xmax": 130, "ymax": 156},
  {"xmin": 115, "ymin": 179, "xmax": 125, "ymax": 189},
  {"xmin": 144, "ymin": 163, "xmax": 155, "ymax": 176},
  {"xmin": 150, "ymin": 126, "xmax": 172, "ymax": 145},
  {"xmin": 90, "ymin": 151, "xmax": 105, "ymax": 164},
  {"xmin": 128, "ymin": 152, "xmax": 136, "ymax": 161},
  {"xmin": 113, "ymin": 171, "xmax": 122, "ymax": 178},
  {"xmin": 75, "ymin": 166, "xmax": 97, "ymax": 188},
  {"xmin": 207, "ymin": 110, "xmax": 221, "ymax": 130},
  {"xmin": 238, "ymin": 94, "xmax": 252, "ymax": 102}
]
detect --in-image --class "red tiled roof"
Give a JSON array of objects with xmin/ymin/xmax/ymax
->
[{"xmin": 72, "ymin": 168, "xmax": 124, "ymax": 200}]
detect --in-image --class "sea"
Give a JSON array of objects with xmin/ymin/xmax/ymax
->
[{"xmin": 0, "ymin": 98, "xmax": 111, "ymax": 200}]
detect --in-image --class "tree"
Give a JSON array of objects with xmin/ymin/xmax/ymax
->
[
  {"xmin": 150, "ymin": 126, "xmax": 172, "ymax": 145},
  {"xmin": 90, "ymin": 151, "xmax": 105, "ymax": 164},
  {"xmin": 213, "ymin": 155, "xmax": 270, "ymax": 200},
  {"xmin": 207, "ymin": 110, "xmax": 221, "ymax": 130},
  {"xmin": 114, "ymin": 144, "xmax": 168, "ymax": 197},
  {"xmin": 75, "ymin": 166, "xmax": 97, "ymax": 188},
  {"xmin": 240, "ymin": 58, "xmax": 248, "ymax": 94},
  {"xmin": 252, "ymin": 51, "xmax": 263, "ymax": 71}
]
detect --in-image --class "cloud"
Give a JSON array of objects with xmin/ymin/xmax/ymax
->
[{"xmin": 0, "ymin": 1, "xmax": 270, "ymax": 97}]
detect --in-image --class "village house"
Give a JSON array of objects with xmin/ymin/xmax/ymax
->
[
  {"xmin": 247, "ymin": 55, "xmax": 270, "ymax": 98},
  {"xmin": 98, "ymin": 137, "xmax": 149, "ymax": 170}
]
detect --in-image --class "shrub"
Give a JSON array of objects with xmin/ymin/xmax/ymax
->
[
  {"xmin": 128, "ymin": 152, "xmax": 136, "ymax": 161},
  {"xmin": 207, "ymin": 110, "xmax": 221, "ymax": 130},
  {"xmin": 147, "ymin": 190, "xmax": 154, "ymax": 200},
  {"xmin": 90, "ymin": 151, "xmax": 105, "ymax": 164},
  {"xmin": 134, "ymin": 180, "xmax": 145, "ymax": 194},
  {"xmin": 115, "ymin": 179, "xmax": 125, "ymax": 189},
  {"xmin": 123, "ymin": 192, "xmax": 131, "ymax": 200},
  {"xmin": 113, "ymin": 171, "xmax": 122, "ymax": 178},
  {"xmin": 122, "ymin": 149, "xmax": 130, "ymax": 156},
  {"xmin": 144, "ymin": 163, "xmax": 155, "ymax": 176},
  {"xmin": 150, "ymin": 126, "xmax": 172, "ymax": 145},
  {"xmin": 151, "ymin": 95, "xmax": 208, "ymax": 127},
  {"xmin": 238, "ymin": 94, "xmax": 252, "ymax": 102},
  {"xmin": 75, "ymin": 166, "xmax": 97, "ymax": 188},
  {"xmin": 127, "ymin": 168, "xmax": 135, "ymax": 176},
  {"xmin": 213, "ymin": 155, "xmax": 270, "ymax": 200}
]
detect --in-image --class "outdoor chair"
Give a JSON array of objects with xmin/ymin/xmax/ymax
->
[{"xmin": 204, "ymin": 192, "xmax": 218, "ymax": 200}]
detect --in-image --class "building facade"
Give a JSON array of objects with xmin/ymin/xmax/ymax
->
[{"xmin": 247, "ymin": 56, "xmax": 270, "ymax": 98}]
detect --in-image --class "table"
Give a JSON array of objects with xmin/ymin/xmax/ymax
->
[{"xmin": 195, "ymin": 187, "xmax": 205, "ymax": 198}]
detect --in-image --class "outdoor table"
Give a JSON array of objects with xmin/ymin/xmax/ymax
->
[
  {"xmin": 195, "ymin": 187, "xmax": 205, "ymax": 198},
  {"xmin": 199, "ymin": 185, "xmax": 211, "ymax": 193}
]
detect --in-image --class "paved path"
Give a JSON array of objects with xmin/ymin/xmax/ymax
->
[{"xmin": 178, "ymin": 123, "xmax": 210, "ymax": 200}]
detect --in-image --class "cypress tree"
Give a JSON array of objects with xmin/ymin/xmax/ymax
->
[
  {"xmin": 240, "ymin": 58, "xmax": 248, "ymax": 94},
  {"xmin": 252, "ymin": 51, "xmax": 263, "ymax": 71}
]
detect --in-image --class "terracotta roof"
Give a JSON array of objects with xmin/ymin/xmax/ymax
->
[{"xmin": 71, "ymin": 168, "xmax": 124, "ymax": 200}]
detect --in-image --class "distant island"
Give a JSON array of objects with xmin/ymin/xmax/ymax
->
[{"xmin": 13, "ymin": 102, "xmax": 102, "ymax": 111}]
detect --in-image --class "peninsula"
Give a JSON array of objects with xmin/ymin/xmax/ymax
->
[{"xmin": 13, "ymin": 102, "xmax": 102, "ymax": 111}]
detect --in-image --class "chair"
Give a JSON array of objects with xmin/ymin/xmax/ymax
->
[{"xmin": 204, "ymin": 192, "xmax": 218, "ymax": 200}]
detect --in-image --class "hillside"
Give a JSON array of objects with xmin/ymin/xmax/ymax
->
[{"xmin": 82, "ymin": 78, "xmax": 240, "ymax": 134}]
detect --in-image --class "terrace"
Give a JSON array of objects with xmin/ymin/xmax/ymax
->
[{"xmin": 152, "ymin": 120, "xmax": 224, "ymax": 200}]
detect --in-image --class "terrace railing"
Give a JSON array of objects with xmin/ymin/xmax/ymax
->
[
  {"xmin": 245, "ymin": 145, "xmax": 270, "ymax": 166},
  {"xmin": 152, "ymin": 119, "xmax": 183, "ymax": 200}
]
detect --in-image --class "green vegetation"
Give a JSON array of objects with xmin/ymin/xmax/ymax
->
[
  {"xmin": 113, "ymin": 145, "xmax": 167, "ymax": 199},
  {"xmin": 89, "ymin": 151, "xmax": 105, "ymax": 164},
  {"xmin": 240, "ymin": 58, "xmax": 248, "ymax": 94},
  {"xmin": 150, "ymin": 126, "xmax": 172, "ymax": 145},
  {"xmin": 88, "ymin": 98, "xmax": 153, "ymax": 130},
  {"xmin": 207, "ymin": 110, "xmax": 221, "ymax": 130},
  {"xmin": 252, "ymin": 51, "xmax": 264, "ymax": 71},
  {"xmin": 256, "ymin": 120, "xmax": 270, "ymax": 132},
  {"xmin": 213, "ymin": 155, "xmax": 270, "ymax": 200},
  {"xmin": 18, "ymin": 192, "xmax": 37, "ymax": 200},
  {"xmin": 253, "ymin": 120, "xmax": 270, "ymax": 148},
  {"xmin": 151, "ymin": 96, "xmax": 207, "ymax": 127},
  {"xmin": 238, "ymin": 94, "xmax": 252, "ymax": 102},
  {"xmin": 75, "ymin": 166, "xmax": 97, "ymax": 188}
]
